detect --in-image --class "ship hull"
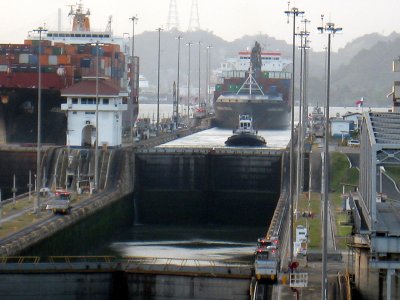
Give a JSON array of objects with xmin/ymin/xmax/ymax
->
[
  {"xmin": 225, "ymin": 132, "xmax": 266, "ymax": 147},
  {"xmin": 213, "ymin": 100, "xmax": 290, "ymax": 129},
  {"xmin": 0, "ymin": 88, "xmax": 66, "ymax": 145}
]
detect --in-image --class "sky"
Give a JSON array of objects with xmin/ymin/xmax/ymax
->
[{"xmin": 2, "ymin": 0, "xmax": 400, "ymax": 52}]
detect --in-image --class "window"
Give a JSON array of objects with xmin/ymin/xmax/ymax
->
[
  {"xmin": 85, "ymin": 112, "xmax": 95, "ymax": 115},
  {"xmin": 72, "ymin": 98, "xmax": 78, "ymax": 104},
  {"xmin": 103, "ymin": 98, "xmax": 109, "ymax": 105}
]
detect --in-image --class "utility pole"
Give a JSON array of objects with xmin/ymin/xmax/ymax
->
[
  {"xmin": 94, "ymin": 41, "xmax": 100, "ymax": 192},
  {"xmin": 186, "ymin": 41, "xmax": 194, "ymax": 125},
  {"xmin": 129, "ymin": 16, "xmax": 138, "ymax": 143},
  {"xmin": 176, "ymin": 35, "xmax": 183, "ymax": 127},
  {"xmin": 284, "ymin": 4, "xmax": 304, "ymax": 262},
  {"xmin": 198, "ymin": 41, "xmax": 202, "ymax": 108},
  {"xmin": 33, "ymin": 26, "xmax": 47, "ymax": 214},
  {"xmin": 295, "ymin": 21, "xmax": 310, "ymax": 221},
  {"xmin": 156, "ymin": 27, "xmax": 163, "ymax": 136},
  {"xmin": 206, "ymin": 45, "xmax": 212, "ymax": 107},
  {"xmin": 318, "ymin": 17, "xmax": 342, "ymax": 300}
]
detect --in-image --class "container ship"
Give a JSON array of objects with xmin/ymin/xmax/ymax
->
[
  {"xmin": 213, "ymin": 42, "xmax": 291, "ymax": 129},
  {"xmin": 0, "ymin": 3, "xmax": 138, "ymax": 145}
]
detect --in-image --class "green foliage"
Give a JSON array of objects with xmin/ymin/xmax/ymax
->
[
  {"xmin": 329, "ymin": 152, "xmax": 350, "ymax": 192},
  {"xmin": 385, "ymin": 166, "xmax": 400, "ymax": 188}
]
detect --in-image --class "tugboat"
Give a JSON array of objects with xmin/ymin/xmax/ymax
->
[{"xmin": 225, "ymin": 115, "xmax": 266, "ymax": 147}]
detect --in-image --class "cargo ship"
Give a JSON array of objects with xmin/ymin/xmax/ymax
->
[
  {"xmin": 213, "ymin": 42, "xmax": 291, "ymax": 129},
  {"xmin": 0, "ymin": 3, "xmax": 138, "ymax": 144}
]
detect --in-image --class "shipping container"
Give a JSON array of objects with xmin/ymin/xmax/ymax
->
[
  {"xmin": 28, "ymin": 54, "xmax": 38, "ymax": 65},
  {"xmin": 48, "ymin": 55, "xmax": 58, "ymax": 65},
  {"xmin": 58, "ymin": 55, "xmax": 71, "ymax": 65},
  {"xmin": 52, "ymin": 47, "xmax": 63, "ymax": 55},
  {"xmin": 19, "ymin": 53, "xmax": 30, "ymax": 64},
  {"xmin": 80, "ymin": 58, "xmax": 91, "ymax": 68},
  {"xmin": 40, "ymin": 55, "xmax": 48, "ymax": 65}
]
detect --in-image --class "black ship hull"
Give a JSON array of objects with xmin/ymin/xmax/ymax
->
[
  {"xmin": 0, "ymin": 88, "xmax": 66, "ymax": 145},
  {"xmin": 213, "ymin": 100, "xmax": 290, "ymax": 129},
  {"xmin": 225, "ymin": 132, "xmax": 266, "ymax": 147}
]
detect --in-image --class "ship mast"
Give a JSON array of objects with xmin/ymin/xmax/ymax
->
[
  {"xmin": 236, "ymin": 42, "xmax": 265, "ymax": 96},
  {"xmin": 236, "ymin": 65, "xmax": 265, "ymax": 96},
  {"xmin": 68, "ymin": 2, "xmax": 91, "ymax": 32}
]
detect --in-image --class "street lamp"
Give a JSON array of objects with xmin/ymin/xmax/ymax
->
[
  {"xmin": 176, "ymin": 35, "xmax": 183, "ymax": 128},
  {"xmin": 33, "ymin": 26, "xmax": 47, "ymax": 214},
  {"xmin": 156, "ymin": 27, "xmax": 163, "ymax": 136},
  {"xmin": 379, "ymin": 166, "xmax": 385, "ymax": 194},
  {"xmin": 318, "ymin": 18, "xmax": 342, "ymax": 300},
  {"xmin": 198, "ymin": 41, "xmax": 202, "ymax": 108},
  {"xmin": 129, "ymin": 16, "xmax": 138, "ymax": 143},
  {"xmin": 295, "ymin": 25, "xmax": 309, "ymax": 221},
  {"xmin": 206, "ymin": 45, "xmax": 213, "ymax": 108},
  {"xmin": 284, "ymin": 5, "xmax": 304, "ymax": 262},
  {"xmin": 186, "ymin": 42, "xmax": 194, "ymax": 125},
  {"xmin": 92, "ymin": 41, "xmax": 104, "ymax": 192}
]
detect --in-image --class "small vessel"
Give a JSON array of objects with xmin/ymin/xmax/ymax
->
[
  {"xmin": 310, "ymin": 105, "xmax": 325, "ymax": 138},
  {"xmin": 225, "ymin": 115, "xmax": 266, "ymax": 147}
]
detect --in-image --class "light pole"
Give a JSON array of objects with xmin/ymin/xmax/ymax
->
[
  {"xmin": 156, "ymin": 27, "xmax": 163, "ymax": 136},
  {"xmin": 284, "ymin": 5, "xmax": 304, "ymax": 262},
  {"xmin": 33, "ymin": 26, "xmax": 47, "ymax": 214},
  {"xmin": 92, "ymin": 41, "xmax": 104, "ymax": 192},
  {"xmin": 206, "ymin": 45, "xmax": 212, "ymax": 108},
  {"xmin": 176, "ymin": 35, "xmax": 183, "ymax": 127},
  {"xmin": 295, "ymin": 22, "xmax": 310, "ymax": 220},
  {"xmin": 186, "ymin": 42, "xmax": 194, "ymax": 125},
  {"xmin": 318, "ymin": 18, "xmax": 342, "ymax": 300},
  {"xmin": 380, "ymin": 166, "xmax": 385, "ymax": 194},
  {"xmin": 129, "ymin": 16, "xmax": 138, "ymax": 143},
  {"xmin": 198, "ymin": 41, "xmax": 202, "ymax": 108}
]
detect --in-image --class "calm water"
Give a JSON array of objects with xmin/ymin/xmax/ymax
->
[{"xmin": 110, "ymin": 224, "xmax": 264, "ymax": 262}]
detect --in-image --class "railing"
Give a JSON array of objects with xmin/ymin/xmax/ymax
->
[{"xmin": 0, "ymin": 256, "xmax": 253, "ymax": 277}]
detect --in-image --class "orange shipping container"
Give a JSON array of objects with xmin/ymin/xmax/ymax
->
[
  {"xmin": 65, "ymin": 45, "xmax": 77, "ymax": 55},
  {"xmin": 40, "ymin": 55, "xmax": 48, "ymax": 65},
  {"xmin": 44, "ymin": 47, "xmax": 52, "ymax": 55},
  {"xmin": 57, "ymin": 55, "xmax": 71, "ymax": 65}
]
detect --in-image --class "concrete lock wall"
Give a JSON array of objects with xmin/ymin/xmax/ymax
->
[
  {"xmin": 0, "ymin": 272, "xmax": 250, "ymax": 300},
  {"xmin": 135, "ymin": 152, "xmax": 282, "ymax": 225}
]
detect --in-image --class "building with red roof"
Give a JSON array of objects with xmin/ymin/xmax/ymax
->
[{"xmin": 61, "ymin": 77, "xmax": 127, "ymax": 147}]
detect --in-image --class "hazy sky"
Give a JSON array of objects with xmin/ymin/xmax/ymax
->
[{"xmin": 2, "ymin": 0, "xmax": 399, "ymax": 52}]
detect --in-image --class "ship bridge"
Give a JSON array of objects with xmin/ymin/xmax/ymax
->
[{"xmin": 349, "ymin": 112, "xmax": 400, "ymax": 299}]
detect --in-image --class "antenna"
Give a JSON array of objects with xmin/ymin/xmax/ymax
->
[
  {"xmin": 106, "ymin": 15, "xmax": 112, "ymax": 32},
  {"xmin": 166, "ymin": 0, "xmax": 179, "ymax": 30},
  {"xmin": 188, "ymin": 0, "xmax": 200, "ymax": 31}
]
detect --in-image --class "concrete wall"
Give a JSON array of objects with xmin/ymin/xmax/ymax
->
[
  {"xmin": 0, "ymin": 272, "xmax": 250, "ymax": 300},
  {"xmin": 135, "ymin": 152, "xmax": 282, "ymax": 225}
]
